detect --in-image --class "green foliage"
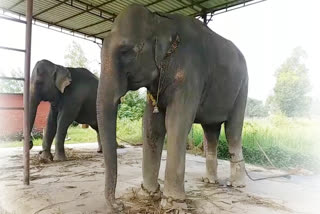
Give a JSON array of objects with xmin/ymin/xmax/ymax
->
[
  {"xmin": 271, "ymin": 47, "xmax": 311, "ymax": 117},
  {"xmin": 2, "ymin": 116, "xmax": 319, "ymax": 172},
  {"xmin": 117, "ymin": 118, "xmax": 142, "ymax": 145},
  {"xmin": 245, "ymin": 97, "xmax": 268, "ymax": 117},
  {"xmin": 0, "ymin": 68, "xmax": 24, "ymax": 93},
  {"xmin": 64, "ymin": 41, "xmax": 88, "ymax": 68},
  {"xmin": 118, "ymin": 91, "xmax": 146, "ymax": 121},
  {"xmin": 0, "ymin": 126, "xmax": 98, "ymax": 148},
  {"xmin": 186, "ymin": 118, "xmax": 320, "ymax": 172}
]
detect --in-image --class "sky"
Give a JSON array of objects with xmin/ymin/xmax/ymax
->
[{"xmin": 0, "ymin": 0, "xmax": 319, "ymax": 101}]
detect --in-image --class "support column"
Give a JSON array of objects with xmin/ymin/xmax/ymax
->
[
  {"xmin": 201, "ymin": 10, "xmax": 207, "ymax": 26},
  {"xmin": 201, "ymin": 10, "xmax": 208, "ymax": 154},
  {"xmin": 23, "ymin": 0, "xmax": 33, "ymax": 185}
]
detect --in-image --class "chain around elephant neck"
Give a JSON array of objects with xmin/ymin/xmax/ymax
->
[{"xmin": 150, "ymin": 34, "xmax": 180, "ymax": 113}]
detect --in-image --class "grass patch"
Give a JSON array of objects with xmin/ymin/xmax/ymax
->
[
  {"xmin": 188, "ymin": 116, "xmax": 320, "ymax": 172},
  {"xmin": 1, "ymin": 116, "xmax": 319, "ymax": 172},
  {"xmin": 0, "ymin": 126, "xmax": 98, "ymax": 148},
  {"xmin": 117, "ymin": 118, "xmax": 142, "ymax": 145}
]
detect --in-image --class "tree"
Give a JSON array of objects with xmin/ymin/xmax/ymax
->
[
  {"xmin": 0, "ymin": 68, "xmax": 24, "ymax": 93},
  {"xmin": 64, "ymin": 41, "xmax": 88, "ymax": 68},
  {"xmin": 118, "ymin": 91, "xmax": 146, "ymax": 121},
  {"xmin": 245, "ymin": 97, "xmax": 268, "ymax": 117},
  {"xmin": 272, "ymin": 47, "xmax": 311, "ymax": 117}
]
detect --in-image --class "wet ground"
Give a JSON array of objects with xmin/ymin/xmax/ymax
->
[{"xmin": 0, "ymin": 143, "xmax": 319, "ymax": 214}]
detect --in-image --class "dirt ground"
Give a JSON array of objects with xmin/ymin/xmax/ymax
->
[{"xmin": 0, "ymin": 143, "xmax": 319, "ymax": 214}]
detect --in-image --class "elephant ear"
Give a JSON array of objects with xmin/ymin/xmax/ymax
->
[
  {"xmin": 54, "ymin": 65, "xmax": 72, "ymax": 93},
  {"xmin": 153, "ymin": 12, "xmax": 179, "ymax": 64}
]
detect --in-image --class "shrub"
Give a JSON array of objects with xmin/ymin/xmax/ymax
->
[{"xmin": 118, "ymin": 91, "xmax": 146, "ymax": 121}]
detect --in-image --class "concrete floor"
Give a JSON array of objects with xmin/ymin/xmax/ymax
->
[{"xmin": 0, "ymin": 143, "xmax": 319, "ymax": 214}]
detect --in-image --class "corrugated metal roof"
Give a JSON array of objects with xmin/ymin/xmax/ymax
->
[{"xmin": 0, "ymin": 0, "xmax": 261, "ymax": 41}]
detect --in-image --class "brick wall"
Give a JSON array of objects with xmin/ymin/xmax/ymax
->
[{"xmin": 0, "ymin": 93, "xmax": 50, "ymax": 137}]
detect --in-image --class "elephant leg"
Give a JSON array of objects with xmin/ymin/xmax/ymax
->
[
  {"xmin": 40, "ymin": 105, "xmax": 58, "ymax": 162},
  {"xmin": 202, "ymin": 123, "xmax": 221, "ymax": 184},
  {"xmin": 142, "ymin": 99, "xmax": 166, "ymax": 195},
  {"xmin": 161, "ymin": 97, "xmax": 197, "ymax": 209},
  {"xmin": 54, "ymin": 108, "xmax": 79, "ymax": 161},
  {"xmin": 97, "ymin": 132, "xmax": 102, "ymax": 153},
  {"xmin": 91, "ymin": 125, "xmax": 102, "ymax": 153},
  {"xmin": 225, "ymin": 82, "xmax": 248, "ymax": 187}
]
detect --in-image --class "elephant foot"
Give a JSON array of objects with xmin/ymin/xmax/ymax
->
[
  {"xmin": 226, "ymin": 178, "xmax": 246, "ymax": 188},
  {"xmin": 201, "ymin": 177, "xmax": 218, "ymax": 184},
  {"xmin": 117, "ymin": 143, "xmax": 125, "ymax": 148},
  {"xmin": 97, "ymin": 148, "xmax": 103, "ymax": 153},
  {"xmin": 38, "ymin": 151, "xmax": 53, "ymax": 163},
  {"xmin": 105, "ymin": 199, "xmax": 124, "ymax": 214},
  {"xmin": 124, "ymin": 184, "xmax": 161, "ymax": 201},
  {"xmin": 160, "ymin": 197, "xmax": 188, "ymax": 213},
  {"xmin": 53, "ymin": 152, "xmax": 67, "ymax": 161},
  {"xmin": 228, "ymin": 160, "xmax": 246, "ymax": 188},
  {"xmin": 29, "ymin": 140, "xmax": 33, "ymax": 150}
]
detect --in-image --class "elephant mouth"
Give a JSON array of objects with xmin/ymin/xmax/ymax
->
[
  {"xmin": 128, "ymin": 81, "xmax": 142, "ymax": 90},
  {"xmin": 128, "ymin": 77, "xmax": 148, "ymax": 90}
]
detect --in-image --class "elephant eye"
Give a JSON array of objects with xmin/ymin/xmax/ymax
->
[
  {"xmin": 119, "ymin": 45, "xmax": 133, "ymax": 55},
  {"xmin": 118, "ymin": 45, "xmax": 135, "ymax": 63}
]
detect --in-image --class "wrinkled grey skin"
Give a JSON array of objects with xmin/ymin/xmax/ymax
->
[
  {"xmin": 97, "ymin": 4, "xmax": 248, "ymax": 211},
  {"xmin": 30, "ymin": 60, "xmax": 102, "ymax": 161}
]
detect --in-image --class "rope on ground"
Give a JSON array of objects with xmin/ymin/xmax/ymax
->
[
  {"xmin": 116, "ymin": 136, "xmax": 132, "ymax": 145},
  {"xmin": 245, "ymin": 141, "xmax": 293, "ymax": 181}
]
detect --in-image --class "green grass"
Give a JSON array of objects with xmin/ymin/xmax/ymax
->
[
  {"xmin": 188, "ymin": 115, "xmax": 320, "ymax": 172},
  {"xmin": 1, "ymin": 116, "xmax": 319, "ymax": 172},
  {"xmin": 116, "ymin": 118, "xmax": 143, "ymax": 145},
  {"xmin": 0, "ymin": 126, "xmax": 98, "ymax": 148}
]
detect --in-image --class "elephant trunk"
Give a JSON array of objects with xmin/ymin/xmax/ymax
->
[
  {"xmin": 30, "ymin": 88, "xmax": 40, "ymax": 133},
  {"xmin": 97, "ymin": 40, "xmax": 127, "ymax": 204},
  {"xmin": 29, "ymin": 86, "xmax": 40, "ymax": 146}
]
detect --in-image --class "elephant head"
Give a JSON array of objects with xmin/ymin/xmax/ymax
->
[
  {"xmin": 97, "ymin": 4, "xmax": 179, "ymax": 207},
  {"xmin": 30, "ymin": 60, "xmax": 71, "ymax": 139}
]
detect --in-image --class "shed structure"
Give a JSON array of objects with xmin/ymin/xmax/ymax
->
[{"xmin": 0, "ymin": 0, "xmax": 266, "ymax": 185}]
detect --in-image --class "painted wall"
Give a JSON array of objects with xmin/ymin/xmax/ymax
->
[{"xmin": 0, "ymin": 93, "xmax": 50, "ymax": 137}]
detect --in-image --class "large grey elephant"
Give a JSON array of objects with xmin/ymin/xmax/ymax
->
[
  {"xmin": 97, "ymin": 4, "xmax": 248, "ymax": 211},
  {"xmin": 30, "ymin": 59, "xmax": 101, "ymax": 161}
]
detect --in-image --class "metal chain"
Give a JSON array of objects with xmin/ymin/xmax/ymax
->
[{"xmin": 151, "ymin": 34, "xmax": 180, "ymax": 113}]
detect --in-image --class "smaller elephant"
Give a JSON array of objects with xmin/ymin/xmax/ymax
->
[{"xmin": 29, "ymin": 59, "xmax": 101, "ymax": 161}]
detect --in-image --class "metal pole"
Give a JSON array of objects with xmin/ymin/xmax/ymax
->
[
  {"xmin": 202, "ymin": 9, "xmax": 207, "ymax": 26},
  {"xmin": 23, "ymin": 0, "xmax": 33, "ymax": 185},
  {"xmin": 201, "ymin": 10, "xmax": 208, "ymax": 154}
]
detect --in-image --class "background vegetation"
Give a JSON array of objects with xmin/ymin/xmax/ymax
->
[{"xmin": 0, "ymin": 68, "xmax": 24, "ymax": 93}]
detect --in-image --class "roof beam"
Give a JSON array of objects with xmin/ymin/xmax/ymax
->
[
  {"xmin": 75, "ymin": 0, "xmax": 169, "ymax": 33},
  {"xmin": 73, "ymin": 17, "xmax": 113, "ymax": 31},
  {"xmin": 191, "ymin": 0, "xmax": 259, "ymax": 16},
  {"xmin": 89, "ymin": 0, "xmax": 247, "ymax": 37},
  {"xmin": 8, "ymin": 0, "xmax": 24, "ymax": 10},
  {"xmin": 90, "ymin": 29, "xmax": 111, "ymax": 37},
  {"xmin": 33, "ymin": 0, "xmax": 69, "ymax": 17},
  {"xmin": 145, "ymin": 0, "xmax": 167, "ymax": 7},
  {"xmin": 74, "ymin": 0, "xmax": 117, "ymax": 17},
  {"xmin": 177, "ymin": 0, "xmax": 205, "ymax": 12},
  {"xmin": 52, "ymin": 0, "xmax": 117, "ymax": 25},
  {"xmin": 167, "ymin": 0, "xmax": 210, "ymax": 13}
]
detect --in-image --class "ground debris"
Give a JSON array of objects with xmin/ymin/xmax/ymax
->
[
  {"xmin": 30, "ymin": 148, "xmax": 96, "ymax": 166},
  {"xmin": 121, "ymin": 188, "xmax": 195, "ymax": 214}
]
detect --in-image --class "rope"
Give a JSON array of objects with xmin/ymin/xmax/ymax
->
[
  {"xmin": 245, "ymin": 168, "xmax": 291, "ymax": 181},
  {"xmin": 150, "ymin": 34, "xmax": 180, "ymax": 113},
  {"xmin": 244, "ymin": 141, "xmax": 293, "ymax": 181},
  {"xmin": 116, "ymin": 136, "xmax": 132, "ymax": 145}
]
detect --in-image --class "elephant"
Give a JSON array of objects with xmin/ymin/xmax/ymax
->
[
  {"xmin": 97, "ymin": 4, "xmax": 248, "ymax": 212},
  {"xmin": 30, "ymin": 59, "xmax": 102, "ymax": 161}
]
